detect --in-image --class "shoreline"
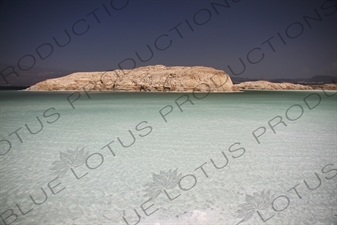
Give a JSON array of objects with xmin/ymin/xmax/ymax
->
[{"xmin": 8, "ymin": 89, "xmax": 335, "ymax": 93}]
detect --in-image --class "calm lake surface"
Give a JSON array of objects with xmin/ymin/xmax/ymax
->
[{"xmin": 0, "ymin": 90, "xmax": 336, "ymax": 225}]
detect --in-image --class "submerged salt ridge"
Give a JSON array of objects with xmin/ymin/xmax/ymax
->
[{"xmin": 0, "ymin": 90, "xmax": 336, "ymax": 225}]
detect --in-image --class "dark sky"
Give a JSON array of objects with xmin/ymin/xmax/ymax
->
[{"xmin": 0, "ymin": 0, "xmax": 336, "ymax": 85}]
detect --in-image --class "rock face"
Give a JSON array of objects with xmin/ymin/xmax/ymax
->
[
  {"xmin": 234, "ymin": 80, "xmax": 313, "ymax": 90},
  {"xmin": 26, "ymin": 65, "xmax": 235, "ymax": 92},
  {"xmin": 310, "ymin": 83, "xmax": 337, "ymax": 90}
]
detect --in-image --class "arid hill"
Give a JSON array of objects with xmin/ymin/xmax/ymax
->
[
  {"xmin": 233, "ymin": 80, "xmax": 336, "ymax": 90},
  {"xmin": 233, "ymin": 80, "xmax": 313, "ymax": 90},
  {"xmin": 25, "ymin": 66, "xmax": 336, "ymax": 91},
  {"xmin": 25, "ymin": 65, "xmax": 235, "ymax": 92}
]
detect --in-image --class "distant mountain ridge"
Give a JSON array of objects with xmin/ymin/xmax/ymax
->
[
  {"xmin": 231, "ymin": 75, "xmax": 337, "ymax": 84},
  {"xmin": 0, "ymin": 63, "xmax": 75, "ymax": 87}
]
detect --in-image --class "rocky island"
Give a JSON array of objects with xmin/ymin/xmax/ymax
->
[
  {"xmin": 234, "ymin": 80, "xmax": 336, "ymax": 90},
  {"xmin": 235, "ymin": 80, "xmax": 313, "ymax": 90},
  {"xmin": 25, "ymin": 65, "xmax": 336, "ymax": 91},
  {"xmin": 25, "ymin": 65, "xmax": 235, "ymax": 92}
]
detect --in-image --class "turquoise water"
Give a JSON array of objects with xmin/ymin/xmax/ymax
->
[{"xmin": 0, "ymin": 90, "xmax": 336, "ymax": 225}]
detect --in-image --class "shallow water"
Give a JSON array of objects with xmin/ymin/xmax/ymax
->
[{"xmin": 0, "ymin": 90, "xmax": 336, "ymax": 225}]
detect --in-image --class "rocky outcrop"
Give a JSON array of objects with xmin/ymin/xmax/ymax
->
[
  {"xmin": 309, "ymin": 83, "xmax": 337, "ymax": 90},
  {"xmin": 26, "ymin": 65, "xmax": 236, "ymax": 92},
  {"xmin": 234, "ymin": 80, "xmax": 314, "ymax": 90}
]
